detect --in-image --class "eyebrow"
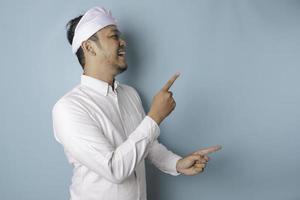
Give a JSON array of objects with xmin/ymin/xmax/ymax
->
[{"xmin": 110, "ymin": 29, "xmax": 121, "ymax": 34}]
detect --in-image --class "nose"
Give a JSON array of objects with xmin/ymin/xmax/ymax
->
[{"xmin": 119, "ymin": 38, "xmax": 126, "ymax": 47}]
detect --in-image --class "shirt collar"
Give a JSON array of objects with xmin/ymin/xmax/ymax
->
[{"xmin": 80, "ymin": 74, "xmax": 119, "ymax": 96}]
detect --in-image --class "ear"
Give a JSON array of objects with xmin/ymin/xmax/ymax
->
[{"xmin": 81, "ymin": 40, "xmax": 96, "ymax": 56}]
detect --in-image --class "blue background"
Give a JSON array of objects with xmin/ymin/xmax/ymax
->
[{"xmin": 1, "ymin": 0, "xmax": 300, "ymax": 199}]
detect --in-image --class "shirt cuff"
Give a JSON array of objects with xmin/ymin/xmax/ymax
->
[
  {"xmin": 145, "ymin": 115, "xmax": 159, "ymax": 129},
  {"xmin": 144, "ymin": 116, "xmax": 160, "ymax": 142},
  {"xmin": 129, "ymin": 116, "xmax": 160, "ymax": 143},
  {"xmin": 169, "ymin": 154, "xmax": 183, "ymax": 176}
]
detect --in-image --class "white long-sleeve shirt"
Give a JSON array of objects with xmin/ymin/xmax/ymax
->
[{"xmin": 52, "ymin": 74, "xmax": 182, "ymax": 200}]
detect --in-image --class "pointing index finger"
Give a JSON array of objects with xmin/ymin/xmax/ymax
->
[
  {"xmin": 162, "ymin": 73, "xmax": 180, "ymax": 91},
  {"xmin": 194, "ymin": 145, "xmax": 222, "ymax": 155}
]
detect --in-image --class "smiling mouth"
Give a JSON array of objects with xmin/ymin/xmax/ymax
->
[
  {"xmin": 118, "ymin": 51, "xmax": 125, "ymax": 57},
  {"xmin": 118, "ymin": 50, "xmax": 125, "ymax": 57},
  {"xmin": 118, "ymin": 47, "xmax": 126, "ymax": 56}
]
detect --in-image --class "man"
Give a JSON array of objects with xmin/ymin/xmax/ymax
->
[{"xmin": 52, "ymin": 6, "xmax": 222, "ymax": 200}]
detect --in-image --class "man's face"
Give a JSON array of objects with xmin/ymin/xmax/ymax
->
[{"xmin": 93, "ymin": 25, "xmax": 127, "ymax": 73}]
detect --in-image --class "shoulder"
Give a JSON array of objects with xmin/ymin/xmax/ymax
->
[
  {"xmin": 118, "ymin": 83, "xmax": 137, "ymax": 93},
  {"xmin": 118, "ymin": 83, "xmax": 145, "ymax": 112},
  {"xmin": 118, "ymin": 83, "xmax": 141, "ymax": 98},
  {"xmin": 52, "ymin": 85, "xmax": 87, "ymax": 116}
]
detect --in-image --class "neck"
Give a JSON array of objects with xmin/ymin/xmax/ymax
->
[{"xmin": 83, "ymin": 65, "xmax": 115, "ymax": 86}]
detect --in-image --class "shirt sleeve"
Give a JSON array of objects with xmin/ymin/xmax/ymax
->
[
  {"xmin": 129, "ymin": 86, "xmax": 183, "ymax": 176},
  {"xmin": 147, "ymin": 140, "xmax": 182, "ymax": 176},
  {"xmin": 52, "ymin": 99, "xmax": 160, "ymax": 184}
]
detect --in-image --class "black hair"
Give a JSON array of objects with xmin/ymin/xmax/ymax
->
[{"xmin": 66, "ymin": 15, "xmax": 99, "ymax": 69}]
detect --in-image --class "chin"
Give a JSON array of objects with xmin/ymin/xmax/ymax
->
[{"xmin": 116, "ymin": 63, "xmax": 128, "ymax": 74}]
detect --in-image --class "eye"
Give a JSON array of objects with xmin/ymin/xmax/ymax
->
[{"xmin": 111, "ymin": 34, "xmax": 119, "ymax": 40}]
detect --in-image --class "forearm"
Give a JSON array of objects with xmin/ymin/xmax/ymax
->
[{"xmin": 147, "ymin": 140, "xmax": 182, "ymax": 176}]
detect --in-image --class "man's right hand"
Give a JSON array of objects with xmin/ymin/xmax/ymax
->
[{"xmin": 147, "ymin": 73, "xmax": 180, "ymax": 125}]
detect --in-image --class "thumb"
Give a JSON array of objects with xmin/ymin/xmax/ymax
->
[{"xmin": 180, "ymin": 154, "xmax": 201, "ymax": 169}]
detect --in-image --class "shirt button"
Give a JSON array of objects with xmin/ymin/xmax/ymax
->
[{"xmin": 134, "ymin": 171, "xmax": 137, "ymax": 179}]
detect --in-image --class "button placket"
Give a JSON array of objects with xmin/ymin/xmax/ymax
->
[
  {"xmin": 111, "ymin": 89, "xmax": 139, "ymax": 194},
  {"xmin": 112, "ymin": 90, "xmax": 128, "ymax": 138}
]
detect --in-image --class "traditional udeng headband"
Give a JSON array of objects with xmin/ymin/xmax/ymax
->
[{"xmin": 71, "ymin": 6, "xmax": 117, "ymax": 54}]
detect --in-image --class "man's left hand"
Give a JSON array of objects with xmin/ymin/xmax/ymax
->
[{"xmin": 176, "ymin": 145, "xmax": 222, "ymax": 176}]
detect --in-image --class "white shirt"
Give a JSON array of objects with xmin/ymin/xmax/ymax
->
[{"xmin": 52, "ymin": 74, "xmax": 182, "ymax": 200}]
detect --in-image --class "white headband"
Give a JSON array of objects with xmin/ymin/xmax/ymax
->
[{"xmin": 71, "ymin": 6, "xmax": 117, "ymax": 54}]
